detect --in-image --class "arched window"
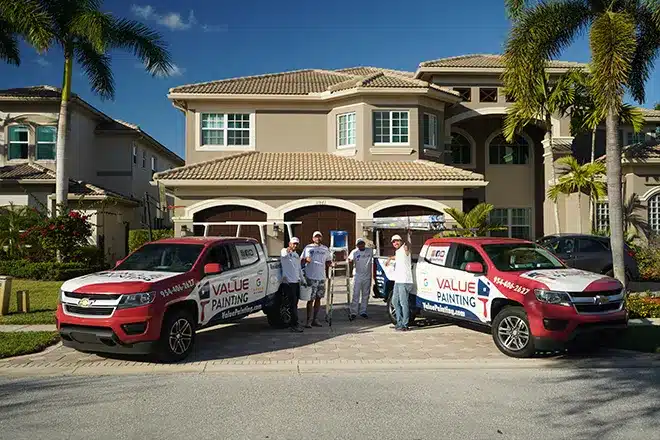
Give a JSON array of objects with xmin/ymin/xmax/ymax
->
[
  {"xmin": 649, "ymin": 194, "xmax": 660, "ymax": 233},
  {"xmin": 489, "ymin": 134, "xmax": 529, "ymax": 165},
  {"xmin": 450, "ymin": 132, "xmax": 471, "ymax": 165}
]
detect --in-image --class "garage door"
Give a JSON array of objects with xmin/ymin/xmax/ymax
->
[
  {"xmin": 193, "ymin": 205, "xmax": 266, "ymax": 241},
  {"xmin": 284, "ymin": 206, "xmax": 356, "ymax": 256},
  {"xmin": 373, "ymin": 205, "xmax": 444, "ymax": 256}
]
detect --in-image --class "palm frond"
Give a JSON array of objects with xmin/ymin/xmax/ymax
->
[
  {"xmin": 503, "ymin": 99, "xmax": 535, "ymax": 141},
  {"xmin": 505, "ymin": 0, "xmax": 531, "ymax": 20},
  {"xmin": 69, "ymin": 9, "xmax": 112, "ymax": 53},
  {"xmin": 108, "ymin": 18, "xmax": 172, "ymax": 77},
  {"xmin": 619, "ymin": 104, "xmax": 645, "ymax": 132},
  {"xmin": 547, "ymin": 184, "xmax": 565, "ymax": 202},
  {"xmin": 444, "ymin": 208, "xmax": 467, "ymax": 228},
  {"xmin": 589, "ymin": 11, "xmax": 637, "ymax": 111},
  {"xmin": 0, "ymin": 21, "xmax": 20, "ymax": 65},
  {"xmin": 465, "ymin": 203, "xmax": 494, "ymax": 227},
  {"xmin": 627, "ymin": 5, "xmax": 660, "ymax": 103},
  {"xmin": 74, "ymin": 40, "xmax": 114, "ymax": 100},
  {"xmin": 0, "ymin": 0, "xmax": 54, "ymax": 51}
]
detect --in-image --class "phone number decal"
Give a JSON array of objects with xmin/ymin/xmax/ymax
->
[
  {"xmin": 159, "ymin": 279, "xmax": 196, "ymax": 298},
  {"xmin": 493, "ymin": 277, "xmax": 530, "ymax": 295}
]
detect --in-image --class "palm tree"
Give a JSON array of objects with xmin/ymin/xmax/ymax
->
[
  {"xmin": 503, "ymin": 69, "xmax": 582, "ymax": 234},
  {"xmin": 502, "ymin": 1, "xmax": 660, "ymax": 287},
  {"xmin": 440, "ymin": 203, "xmax": 506, "ymax": 237},
  {"xmin": 0, "ymin": 0, "xmax": 53, "ymax": 64},
  {"xmin": 548, "ymin": 156, "xmax": 606, "ymax": 233},
  {"xmin": 3, "ymin": 0, "xmax": 173, "ymax": 215}
]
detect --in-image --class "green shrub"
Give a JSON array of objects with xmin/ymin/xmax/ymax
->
[
  {"xmin": 632, "ymin": 236, "xmax": 660, "ymax": 282},
  {"xmin": 72, "ymin": 245, "xmax": 106, "ymax": 266},
  {"xmin": 626, "ymin": 293, "xmax": 660, "ymax": 319},
  {"xmin": 128, "ymin": 229, "xmax": 174, "ymax": 253},
  {"xmin": 0, "ymin": 260, "xmax": 103, "ymax": 281}
]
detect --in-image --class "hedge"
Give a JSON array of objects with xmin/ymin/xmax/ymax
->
[
  {"xmin": 627, "ymin": 294, "xmax": 660, "ymax": 319},
  {"xmin": 128, "ymin": 229, "xmax": 174, "ymax": 253},
  {"xmin": 633, "ymin": 242, "xmax": 660, "ymax": 282},
  {"xmin": 0, "ymin": 260, "xmax": 103, "ymax": 281}
]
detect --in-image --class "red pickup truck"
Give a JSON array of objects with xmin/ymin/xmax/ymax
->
[
  {"xmin": 56, "ymin": 237, "xmax": 286, "ymax": 361},
  {"xmin": 413, "ymin": 237, "xmax": 628, "ymax": 357}
]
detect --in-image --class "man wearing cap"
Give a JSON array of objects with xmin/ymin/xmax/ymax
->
[
  {"xmin": 386, "ymin": 234, "xmax": 413, "ymax": 331},
  {"xmin": 301, "ymin": 231, "xmax": 332, "ymax": 327},
  {"xmin": 281, "ymin": 237, "xmax": 305, "ymax": 332},
  {"xmin": 348, "ymin": 237, "xmax": 373, "ymax": 320}
]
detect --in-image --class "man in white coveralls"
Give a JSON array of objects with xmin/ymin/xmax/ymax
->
[
  {"xmin": 348, "ymin": 237, "xmax": 373, "ymax": 320},
  {"xmin": 301, "ymin": 231, "xmax": 332, "ymax": 328}
]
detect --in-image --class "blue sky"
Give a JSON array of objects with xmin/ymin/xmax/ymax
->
[{"xmin": 2, "ymin": 0, "xmax": 660, "ymax": 159}]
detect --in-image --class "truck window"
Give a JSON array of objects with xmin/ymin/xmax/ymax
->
[
  {"xmin": 117, "ymin": 243, "xmax": 204, "ymax": 273},
  {"xmin": 235, "ymin": 242, "xmax": 260, "ymax": 267},
  {"xmin": 206, "ymin": 245, "xmax": 235, "ymax": 271},
  {"xmin": 425, "ymin": 243, "xmax": 451, "ymax": 266},
  {"xmin": 448, "ymin": 244, "xmax": 486, "ymax": 272}
]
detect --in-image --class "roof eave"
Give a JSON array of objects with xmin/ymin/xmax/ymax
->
[
  {"xmin": 153, "ymin": 179, "xmax": 488, "ymax": 188},
  {"xmin": 415, "ymin": 66, "xmax": 588, "ymax": 76}
]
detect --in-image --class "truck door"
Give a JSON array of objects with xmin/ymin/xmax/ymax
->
[
  {"xmin": 231, "ymin": 241, "xmax": 265, "ymax": 308},
  {"xmin": 198, "ymin": 243, "xmax": 238, "ymax": 325}
]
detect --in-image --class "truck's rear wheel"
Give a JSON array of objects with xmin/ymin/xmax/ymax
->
[
  {"xmin": 491, "ymin": 306, "xmax": 535, "ymax": 358},
  {"xmin": 266, "ymin": 291, "xmax": 290, "ymax": 328},
  {"xmin": 158, "ymin": 309, "xmax": 195, "ymax": 362},
  {"xmin": 386, "ymin": 291, "xmax": 417, "ymax": 326}
]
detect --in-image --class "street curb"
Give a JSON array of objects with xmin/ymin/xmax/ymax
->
[{"xmin": 628, "ymin": 318, "xmax": 660, "ymax": 326}]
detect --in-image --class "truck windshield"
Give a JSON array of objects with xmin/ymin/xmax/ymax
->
[
  {"xmin": 116, "ymin": 243, "xmax": 204, "ymax": 273},
  {"xmin": 482, "ymin": 244, "xmax": 565, "ymax": 272}
]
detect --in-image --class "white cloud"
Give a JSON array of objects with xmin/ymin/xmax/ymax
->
[
  {"xmin": 130, "ymin": 5, "xmax": 196, "ymax": 31},
  {"xmin": 34, "ymin": 57, "xmax": 51, "ymax": 67}
]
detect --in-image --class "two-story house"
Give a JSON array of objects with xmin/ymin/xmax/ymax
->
[
  {"xmin": 155, "ymin": 54, "xmax": 660, "ymax": 254},
  {"xmin": 0, "ymin": 86, "xmax": 184, "ymax": 260}
]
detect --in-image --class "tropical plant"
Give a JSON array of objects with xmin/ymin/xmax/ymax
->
[
  {"xmin": 1, "ymin": 0, "xmax": 172, "ymax": 217},
  {"xmin": 503, "ymin": 0, "xmax": 660, "ymax": 286},
  {"xmin": 0, "ymin": 203, "xmax": 45, "ymax": 259},
  {"xmin": 440, "ymin": 203, "xmax": 506, "ymax": 237},
  {"xmin": 548, "ymin": 156, "xmax": 606, "ymax": 233},
  {"xmin": 655, "ymin": 102, "xmax": 660, "ymax": 111},
  {"xmin": 20, "ymin": 209, "xmax": 93, "ymax": 261},
  {"xmin": 503, "ymin": 68, "xmax": 582, "ymax": 234}
]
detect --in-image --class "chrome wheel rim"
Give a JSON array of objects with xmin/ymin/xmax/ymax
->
[
  {"xmin": 497, "ymin": 316, "xmax": 530, "ymax": 352},
  {"xmin": 169, "ymin": 318, "xmax": 192, "ymax": 355},
  {"xmin": 389, "ymin": 300, "xmax": 396, "ymax": 319},
  {"xmin": 280, "ymin": 302, "xmax": 291, "ymax": 324}
]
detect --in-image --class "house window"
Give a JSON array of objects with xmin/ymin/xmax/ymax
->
[
  {"xmin": 454, "ymin": 87, "xmax": 471, "ymax": 102},
  {"xmin": 479, "ymin": 88, "xmax": 498, "ymax": 103},
  {"xmin": 142, "ymin": 150, "xmax": 146, "ymax": 168},
  {"xmin": 489, "ymin": 134, "xmax": 529, "ymax": 165},
  {"xmin": 626, "ymin": 131, "xmax": 646, "ymax": 146},
  {"xmin": 200, "ymin": 113, "xmax": 251, "ymax": 147},
  {"xmin": 649, "ymin": 195, "xmax": 660, "ymax": 233},
  {"xmin": 450, "ymin": 132, "xmax": 471, "ymax": 165},
  {"xmin": 151, "ymin": 156, "xmax": 157, "ymax": 174},
  {"xmin": 132, "ymin": 144, "xmax": 137, "ymax": 165},
  {"xmin": 337, "ymin": 112, "xmax": 356, "ymax": 148},
  {"xmin": 489, "ymin": 208, "xmax": 532, "ymax": 240},
  {"xmin": 594, "ymin": 201, "xmax": 610, "ymax": 232},
  {"xmin": 8, "ymin": 125, "xmax": 29, "ymax": 160},
  {"xmin": 36, "ymin": 126, "xmax": 56, "ymax": 160},
  {"xmin": 423, "ymin": 113, "xmax": 437, "ymax": 148},
  {"xmin": 373, "ymin": 110, "xmax": 409, "ymax": 145}
]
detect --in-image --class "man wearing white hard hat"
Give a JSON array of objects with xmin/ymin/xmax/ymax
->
[
  {"xmin": 280, "ymin": 237, "xmax": 306, "ymax": 332},
  {"xmin": 385, "ymin": 234, "xmax": 413, "ymax": 331},
  {"xmin": 301, "ymin": 230, "xmax": 332, "ymax": 327},
  {"xmin": 348, "ymin": 237, "xmax": 373, "ymax": 320}
]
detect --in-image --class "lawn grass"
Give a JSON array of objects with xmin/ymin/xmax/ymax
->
[
  {"xmin": 0, "ymin": 279, "xmax": 61, "ymax": 325},
  {"xmin": 612, "ymin": 326, "xmax": 660, "ymax": 353},
  {"xmin": 0, "ymin": 331, "xmax": 60, "ymax": 358}
]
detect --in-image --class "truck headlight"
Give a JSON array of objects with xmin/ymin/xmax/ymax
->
[
  {"xmin": 117, "ymin": 292, "xmax": 155, "ymax": 309},
  {"xmin": 534, "ymin": 289, "xmax": 572, "ymax": 306}
]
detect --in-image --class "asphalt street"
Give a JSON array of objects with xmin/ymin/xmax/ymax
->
[{"xmin": 1, "ymin": 367, "xmax": 658, "ymax": 440}]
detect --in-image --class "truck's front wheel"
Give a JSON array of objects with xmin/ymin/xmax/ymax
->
[
  {"xmin": 158, "ymin": 309, "xmax": 196, "ymax": 362},
  {"xmin": 491, "ymin": 306, "xmax": 535, "ymax": 358}
]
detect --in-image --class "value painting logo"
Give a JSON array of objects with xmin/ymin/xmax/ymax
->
[{"xmin": 434, "ymin": 277, "xmax": 491, "ymax": 318}]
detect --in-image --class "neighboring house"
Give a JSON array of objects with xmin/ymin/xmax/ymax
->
[
  {"xmin": 155, "ymin": 55, "xmax": 660, "ymax": 254},
  {"xmin": 0, "ymin": 86, "xmax": 184, "ymax": 260}
]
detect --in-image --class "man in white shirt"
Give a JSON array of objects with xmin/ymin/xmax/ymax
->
[
  {"xmin": 280, "ymin": 237, "xmax": 306, "ymax": 332},
  {"xmin": 301, "ymin": 231, "xmax": 332, "ymax": 328},
  {"xmin": 385, "ymin": 234, "xmax": 413, "ymax": 331},
  {"xmin": 348, "ymin": 238, "xmax": 373, "ymax": 320}
]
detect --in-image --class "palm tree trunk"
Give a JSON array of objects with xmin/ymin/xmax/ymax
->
[
  {"xmin": 605, "ymin": 107, "xmax": 626, "ymax": 286},
  {"xmin": 546, "ymin": 116, "xmax": 561, "ymax": 233},
  {"xmin": 589, "ymin": 128, "xmax": 596, "ymax": 230},
  {"xmin": 577, "ymin": 192, "xmax": 582, "ymax": 233},
  {"xmin": 55, "ymin": 51, "xmax": 73, "ymax": 216}
]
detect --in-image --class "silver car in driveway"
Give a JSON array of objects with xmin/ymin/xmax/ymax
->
[{"xmin": 537, "ymin": 233, "xmax": 640, "ymax": 283}]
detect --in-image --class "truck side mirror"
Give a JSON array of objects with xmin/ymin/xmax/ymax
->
[
  {"xmin": 204, "ymin": 263, "xmax": 222, "ymax": 275},
  {"xmin": 465, "ymin": 262, "xmax": 484, "ymax": 274}
]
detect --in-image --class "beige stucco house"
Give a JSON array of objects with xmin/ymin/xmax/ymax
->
[
  {"xmin": 155, "ymin": 54, "xmax": 660, "ymax": 254},
  {"xmin": 0, "ymin": 86, "xmax": 184, "ymax": 261}
]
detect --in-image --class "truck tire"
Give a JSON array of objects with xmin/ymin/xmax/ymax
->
[
  {"xmin": 386, "ymin": 291, "xmax": 418, "ymax": 326},
  {"xmin": 491, "ymin": 306, "xmax": 536, "ymax": 358},
  {"xmin": 157, "ymin": 308, "xmax": 196, "ymax": 362},
  {"xmin": 266, "ymin": 291, "xmax": 290, "ymax": 328}
]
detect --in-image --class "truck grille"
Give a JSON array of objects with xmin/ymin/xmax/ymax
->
[
  {"xmin": 568, "ymin": 289, "xmax": 621, "ymax": 298},
  {"xmin": 63, "ymin": 291, "xmax": 122, "ymax": 301},
  {"xmin": 65, "ymin": 305, "xmax": 114, "ymax": 316},
  {"xmin": 574, "ymin": 302, "xmax": 623, "ymax": 314}
]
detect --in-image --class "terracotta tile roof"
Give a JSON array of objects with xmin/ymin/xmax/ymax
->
[
  {"xmin": 0, "ymin": 163, "xmax": 138, "ymax": 201},
  {"xmin": 335, "ymin": 66, "xmax": 415, "ymax": 78},
  {"xmin": 170, "ymin": 68, "xmax": 456, "ymax": 96},
  {"xmin": 640, "ymin": 108, "xmax": 660, "ymax": 118},
  {"xmin": 154, "ymin": 152, "xmax": 484, "ymax": 183},
  {"xmin": 0, "ymin": 85, "xmax": 75, "ymax": 99},
  {"xmin": 419, "ymin": 54, "xmax": 586, "ymax": 69},
  {"xmin": 596, "ymin": 141, "xmax": 660, "ymax": 162}
]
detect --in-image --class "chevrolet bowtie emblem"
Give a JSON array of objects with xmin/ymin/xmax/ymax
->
[
  {"xmin": 77, "ymin": 298, "xmax": 92, "ymax": 307},
  {"xmin": 594, "ymin": 295, "xmax": 609, "ymax": 305}
]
